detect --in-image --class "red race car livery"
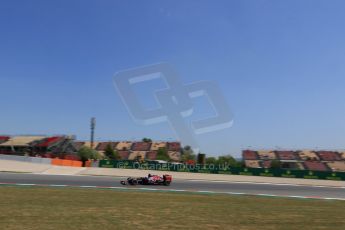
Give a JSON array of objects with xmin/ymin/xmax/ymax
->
[{"xmin": 121, "ymin": 174, "xmax": 172, "ymax": 186}]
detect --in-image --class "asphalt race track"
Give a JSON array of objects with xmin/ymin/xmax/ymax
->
[{"xmin": 0, "ymin": 172, "xmax": 344, "ymax": 200}]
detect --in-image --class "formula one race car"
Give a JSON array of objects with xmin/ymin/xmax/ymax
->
[{"xmin": 120, "ymin": 174, "xmax": 172, "ymax": 186}]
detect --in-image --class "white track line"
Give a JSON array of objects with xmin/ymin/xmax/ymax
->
[
  {"xmin": 185, "ymin": 179, "xmax": 345, "ymax": 189},
  {"xmin": 9, "ymin": 172, "xmax": 344, "ymax": 189},
  {"xmin": 0, "ymin": 182, "xmax": 344, "ymax": 201}
]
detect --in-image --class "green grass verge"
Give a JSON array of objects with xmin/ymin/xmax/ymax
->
[{"xmin": 0, "ymin": 186, "xmax": 344, "ymax": 230}]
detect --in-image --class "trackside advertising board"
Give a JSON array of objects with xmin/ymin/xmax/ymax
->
[{"xmin": 99, "ymin": 160, "xmax": 345, "ymax": 181}]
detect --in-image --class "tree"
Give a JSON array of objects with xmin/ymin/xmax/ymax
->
[
  {"xmin": 104, "ymin": 144, "xmax": 118, "ymax": 160},
  {"xmin": 205, "ymin": 157, "xmax": 217, "ymax": 165},
  {"xmin": 142, "ymin": 138, "xmax": 152, "ymax": 143},
  {"xmin": 197, "ymin": 153, "xmax": 206, "ymax": 164},
  {"xmin": 78, "ymin": 146, "xmax": 99, "ymax": 166},
  {"xmin": 181, "ymin": 145, "xmax": 196, "ymax": 162},
  {"xmin": 156, "ymin": 147, "xmax": 170, "ymax": 161},
  {"xmin": 217, "ymin": 155, "xmax": 241, "ymax": 167}
]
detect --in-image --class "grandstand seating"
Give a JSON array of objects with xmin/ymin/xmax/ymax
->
[
  {"xmin": 262, "ymin": 160, "xmax": 271, "ymax": 168},
  {"xmin": 73, "ymin": 142, "xmax": 85, "ymax": 151},
  {"xmin": 35, "ymin": 136, "xmax": 62, "ymax": 148},
  {"xmin": 0, "ymin": 136, "xmax": 46, "ymax": 155},
  {"xmin": 81, "ymin": 141, "xmax": 99, "ymax": 149},
  {"xmin": 341, "ymin": 152, "xmax": 345, "ymax": 160},
  {"xmin": 245, "ymin": 160, "xmax": 261, "ymax": 168},
  {"xmin": 242, "ymin": 150, "xmax": 258, "ymax": 160},
  {"xmin": 96, "ymin": 142, "xmax": 119, "ymax": 151},
  {"xmin": 0, "ymin": 136, "xmax": 45, "ymax": 147},
  {"xmin": 298, "ymin": 150, "xmax": 319, "ymax": 161},
  {"xmin": 116, "ymin": 142, "xmax": 133, "ymax": 151},
  {"xmin": 316, "ymin": 151, "xmax": 342, "ymax": 161},
  {"xmin": 131, "ymin": 142, "xmax": 151, "ymax": 151},
  {"xmin": 49, "ymin": 138, "xmax": 79, "ymax": 156},
  {"xmin": 0, "ymin": 136, "xmax": 183, "ymax": 162},
  {"xmin": 326, "ymin": 161, "xmax": 345, "ymax": 172},
  {"xmin": 0, "ymin": 136, "xmax": 10, "ymax": 144},
  {"xmin": 118, "ymin": 151, "xmax": 130, "ymax": 160},
  {"xmin": 167, "ymin": 142, "xmax": 181, "ymax": 151},
  {"xmin": 304, "ymin": 161, "xmax": 329, "ymax": 171},
  {"xmin": 128, "ymin": 151, "xmax": 146, "ymax": 160},
  {"xmin": 257, "ymin": 151, "xmax": 277, "ymax": 160},
  {"xmin": 168, "ymin": 151, "xmax": 181, "ymax": 161},
  {"xmin": 0, "ymin": 147, "xmax": 13, "ymax": 155},
  {"xmin": 151, "ymin": 142, "xmax": 167, "ymax": 151},
  {"xmin": 146, "ymin": 151, "xmax": 157, "ymax": 160},
  {"xmin": 296, "ymin": 162, "xmax": 305, "ymax": 170},
  {"xmin": 276, "ymin": 151, "xmax": 298, "ymax": 160},
  {"xmin": 280, "ymin": 162, "xmax": 303, "ymax": 170},
  {"xmin": 243, "ymin": 149, "xmax": 345, "ymax": 172}
]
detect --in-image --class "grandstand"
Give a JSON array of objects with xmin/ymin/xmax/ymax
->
[
  {"xmin": 146, "ymin": 151, "xmax": 158, "ymax": 160},
  {"xmin": 0, "ymin": 136, "xmax": 10, "ymax": 144},
  {"xmin": 116, "ymin": 141, "xmax": 133, "ymax": 151},
  {"xmin": 131, "ymin": 142, "xmax": 152, "ymax": 151},
  {"xmin": 128, "ymin": 151, "xmax": 147, "ymax": 160},
  {"xmin": 150, "ymin": 142, "xmax": 167, "ymax": 151},
  {"xmin": 243, "ymin": 149, "xmax": 345, "ymax": 172},
  {"xmin": 0, "ymin": 136, "xmax": 183, "ymax": 162},
  {"xmin": 304, "ymin": 161, "xmax": 329, "ymax": 171},
  {"xmin": 73, "ymin": 142, "xmax": 86, "ymax": 151},
  {"xmin": 298, "ymin": 150, "xmax": 319, "ymax": 161},
  {"xmin": 0, "ymin": 136, "xmax": 46, "ymax": 155},
  {"xmin": 341, "ymin": 151, "xmax": 345, "ymax": 160},
  {"xmin": 244, "ymin": 160, "xmax": 261, "ymax": 168},
  {"xmin": 96, "ymin": 142, "xmax": 118, "ymax": 151},
  {"xmin": 118, "ymin": 151, "xmax": 130, "ymax": 160},
  {"xmin": 275, "ymin": 151, "xmax": 299, "ymax": 160},
  {"xmin": 0, "ymin": 136, "xmax": 78, "ymax": 158},
  {"xmin": 317, "ymin": 151, "xmax": 342, "ymax": 161},
  {"xmin": 327, "ymin": 161, "xmax": 345, "ymax": 172},
  {"xmin": 242, "ymin": 150, "xmax": 258, "ymax": 160},
  {"xmin": 167, "ymin": 142, "xmax": 181, "ymax": 152},
  {"xmin": 168, "ymin": 151, "xmax": 181, "ymax": 161},
  {"xmin": 257, "ymin": 150, "xmax": 277, "ymax": 160},
  {"xmin": 70, "ymin": 140, "xmax": 182, "ymax": 161}
]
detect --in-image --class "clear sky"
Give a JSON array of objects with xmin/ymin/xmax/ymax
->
[{"xmin": 1, "ymin": 0, "xmax": 345, "ymax": 157}]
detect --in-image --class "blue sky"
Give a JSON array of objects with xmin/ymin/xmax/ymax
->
[{"xmin": 1, "ymin": 0, "xmax": 345, "ymax": 157}]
